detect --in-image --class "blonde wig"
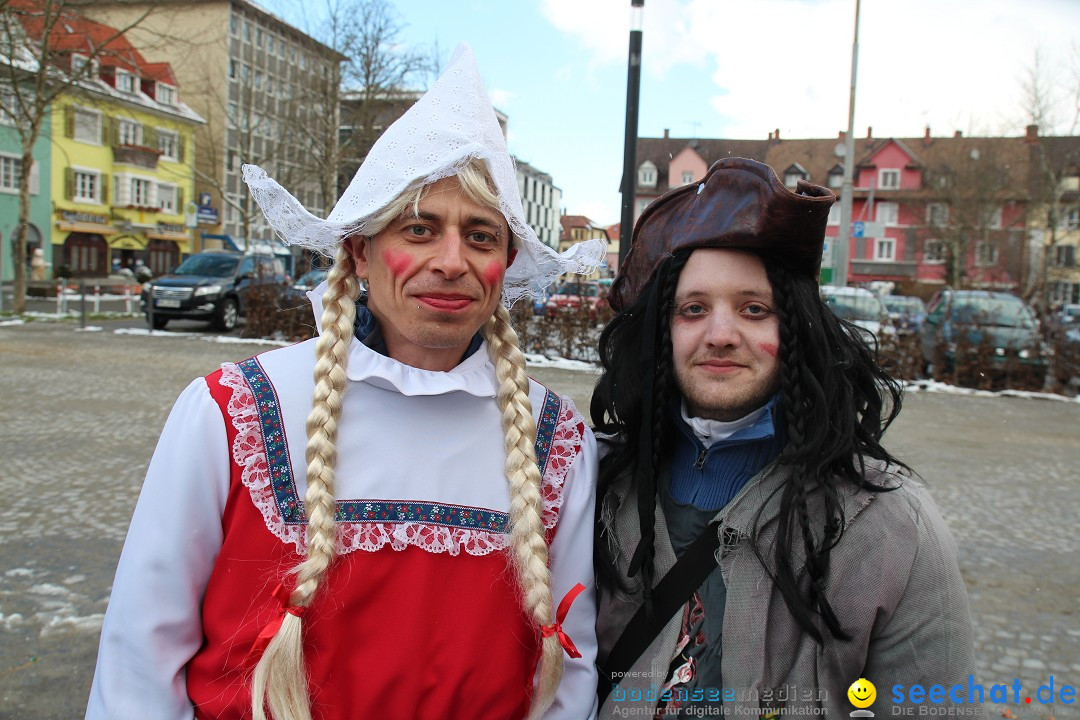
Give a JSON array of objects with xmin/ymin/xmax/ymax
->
[{"xmin": 249, "ymin": 159, "xmax": 560, "ymax": 720}]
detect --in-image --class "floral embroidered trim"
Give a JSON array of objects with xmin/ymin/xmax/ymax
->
[{"xmin": 219, "ymin": 360, "xmax": 581, "ymax": 556}]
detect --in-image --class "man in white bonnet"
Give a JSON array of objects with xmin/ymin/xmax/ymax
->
[{"xmin": 87, "ymin": 44, "xmax": 603, "ymax": 720}]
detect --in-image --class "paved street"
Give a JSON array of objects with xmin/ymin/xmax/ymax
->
[{"xmin": 1, "ymin": 320, "xmax": 1078, "ymax": 719}]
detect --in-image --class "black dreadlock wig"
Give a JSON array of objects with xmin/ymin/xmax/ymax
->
[{"xmin": 590, "ymin": 248, "xmax": 908, "ymax": 643}]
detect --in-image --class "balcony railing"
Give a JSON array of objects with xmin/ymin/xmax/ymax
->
[{"xmin": 113, "ymin": 144, "xmax": 161, "ymax": 169}]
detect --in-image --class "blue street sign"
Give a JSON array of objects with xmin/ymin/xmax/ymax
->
[{"xmin": 853, "ymin": 221, "xmax": 865, "ymax": 238}]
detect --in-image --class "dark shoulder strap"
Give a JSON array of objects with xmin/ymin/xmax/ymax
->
[{"xmin": 597, "ymin": 519, "xmax": 721, "ymax": 703}]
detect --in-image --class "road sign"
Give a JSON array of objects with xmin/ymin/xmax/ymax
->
[{"xmin": 853, "ymin": 221, "xmax": 885, "ymax": 238}]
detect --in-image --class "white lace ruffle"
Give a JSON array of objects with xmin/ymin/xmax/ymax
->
[{"xmin": 219, "ymin": 363, "xmax": 580, "ymax": 557}]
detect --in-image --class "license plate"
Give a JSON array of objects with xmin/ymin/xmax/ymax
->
[{"xmin": 156, "ymin": 299, "xmax": 181, "ymax": 308}]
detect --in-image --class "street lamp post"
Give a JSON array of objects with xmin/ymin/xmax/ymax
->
[
  {"xmin": 833, "ymin": 0, "xmax": 860, "ymax": 288},
  {"xmin": 618, "ymin": 0, "xmax": 644, "ymax": 271}
]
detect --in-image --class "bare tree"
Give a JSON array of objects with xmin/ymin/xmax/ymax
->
[
  {"xmin": 299, "ymin": 0, "xmax": 434, "ymax": 209},
  {"xmin": 0, "ymin": 0, "xmax": 154, "ymax": 312},
  {"xmin": 920, "ymin": 140, "xmax": 1030, "ymax": 291}
]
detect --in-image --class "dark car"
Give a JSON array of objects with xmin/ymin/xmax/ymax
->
[
  {"xmin": 882, "ymin": 295, "xmax": 927, "ymax": 334},
  {"xmin": 919, "ymin": 289, "xmax": 1048, "ymax": 377},
  {"xmin": 141, "ymin": 251, "xmax": 288, "ymax": 331}
]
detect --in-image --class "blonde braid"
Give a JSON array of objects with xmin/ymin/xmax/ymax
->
[
  {"xmin": 483, "ymin": 304, "xmax": 564, "ymax": 718},
  {"xmin": 251, "ymin": 244, "xmax": 360, "ymax": 720}
]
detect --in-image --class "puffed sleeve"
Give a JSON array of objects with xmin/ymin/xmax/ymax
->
[
  {"xmin": 85, "ymin": 377, "xmax": 230, "ymax": 720},
  {"xmin": 542, "ymin": 414, "xmax": 599, "ymax": 720}
]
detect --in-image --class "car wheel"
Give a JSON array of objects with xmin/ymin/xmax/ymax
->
[
  {"xmin": 214, "ymin": 298, "xmax": 239, "ymax": 331},
  {"xmin": 147, "ymin": 314, "xmax": 168, "ymax": 330}
]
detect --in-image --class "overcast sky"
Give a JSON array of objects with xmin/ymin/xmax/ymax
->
[{"xmin": 258, "ymin": 0, "xmax": 1080, "ymax": 226}]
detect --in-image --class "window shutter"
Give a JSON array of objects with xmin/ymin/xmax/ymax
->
[
  {"xmin": 101, "ymin": 173, "xmax": 109, "ymax": 204},
  {"xmin": 29, "ymin": 161, "xmax": 39, "ymax": 195},
  {"xmin": 64, "ymin": 167, "xmax": 74, "ymax": 200},
  {"xmin": 144, "ymin": 125, "xmax": 157, "ymax": 149},
  {"xmin": 64, "ymin": 105, "xmax": 75, "ymax": 138},
  {"xmin": 102, "ymin": 115, "xmax": 112, "ymax": 146},
  {"xmin": 177, "ymin": 134, "xmax": 185, "ymax": 163},
  {"xmin": 1067, "ymin": 245, "xmax": 1077, "ymax": 268},
  {"xmin": 176, "ymin": 186, "xmax": 184, "ymax": 208}
]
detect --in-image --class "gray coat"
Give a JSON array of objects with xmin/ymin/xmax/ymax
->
[{"xmin": 596, "ymin": 455, "xmax": 985, "ymax": 718}]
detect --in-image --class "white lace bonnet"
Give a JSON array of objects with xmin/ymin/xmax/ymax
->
[{"xmin": 242, "ymin": 43, "xmax": 605, "ymax": 306}]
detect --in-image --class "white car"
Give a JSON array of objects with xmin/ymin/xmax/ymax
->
[{"xmin": 820, "ymin": 286, "xmax": 895, "ymax": 336}]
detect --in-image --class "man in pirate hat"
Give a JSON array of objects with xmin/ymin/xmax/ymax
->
[
  {"xmin": 87, "ymin": 45, "xmax": 603, "ymax": 720},
  {"xmin": 591, "ymin": 158, "xmax": 980, "ymax": 718}
]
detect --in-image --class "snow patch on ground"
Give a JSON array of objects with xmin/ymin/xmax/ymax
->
[
  {"xmin": 905, "ymin": 379, "xmax": 1080, "ymax": 404},
  {"xmin": 524, "ymin": 353, "xmax": 599, "ymax": 373}
]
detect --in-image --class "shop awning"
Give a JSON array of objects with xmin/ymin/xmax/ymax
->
[
  {"xmin": 57, "ymin": 221, "xmax": 119, "ymax": 235},
  {"xmin": 145, "ymin": 232, "xmax": 190, "ymax": 242}
]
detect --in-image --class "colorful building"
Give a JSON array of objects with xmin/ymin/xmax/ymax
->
[
  {"xmin": 43, "ymin": 14, "xmax": 202, "ymax": 278},
  {"xmin": 0, "ymin": 88, "xmax": 51, "ymax": 283},
  {"xmin": 635, "ymin": 126, "xmax": 1077, "ymax": 303}
]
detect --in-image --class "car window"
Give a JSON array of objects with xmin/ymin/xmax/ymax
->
[
  {"xmin": 238, "ymin": 257, "xmax": 255, "ymax": 276},
  {"xmin": 823, "ymin": 293, "xmax": 884, "ymax": 322},
  {"xmin": 952, "ymin": 297, "xmax": 1034, "ymax": 329},
  {"xmin": 174, "ymin": 254, "xmax": 239, "ymax": 277}
]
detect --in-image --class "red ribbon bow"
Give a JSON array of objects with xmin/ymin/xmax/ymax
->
[
  {"xmin": 246, "ymin": 583, "xmax": 305, "ymax": 666},
  {"xmin": 540, "ymin": 582, "xmax": 587, "ymax": 659}
]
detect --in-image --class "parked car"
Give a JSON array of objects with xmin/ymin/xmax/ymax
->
[
  {"xmin": 141, "ymin": 251, "xmax": 288, "ymax": 331},
  {"xmin": 820, "ymin": 286, "xmax": 894, "ymax": 336},
  {"xmin": 919, "ymin": 289, "xmax": 1048, "ymax": 375},
  {"xmin": 545, "ymin": 281, "xmax": 608, "ymax": 319},
  {"xmin": 1051, "ymin": 303, "xmax": 1080, "ymax": 331},
  {"xmin": 881, "ymin": 295, "xmax": 927, "ymax": 334}
]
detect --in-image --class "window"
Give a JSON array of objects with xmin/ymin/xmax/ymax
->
[
  {"xmin": 784, "ymin": 171, "xmax": 804, "ymax": 189},
  {"xmin": 117, "ymin": 119, "xmax": 143, "ymax": 146},
  {"xmin": 828, "ymin": 171, "xmax": 843, "ymax": 189},
  {"xmin": 926, "ymin": 202, "xmax": 948, "ymax": 226},
  {"xmin": 828, "ymin": 204, "xmax": 841, "ymax": 225},
  {"xmin": 157, "ymin": 129, "xmax": 179, "ymax": 160},
  {"xmin": 879, "ymin": 169, "xmax": 900, "ymax": 189},
  {"xmin": 229, "ymin": 59, "xmax": 237, "ymax": 79},
  {"xmin": 876, "ymin": 201, "xmax": 899, "ymax": 226},
  {"xmin": 227, "ymin": 102, "xmax": 238, "ymax": 128},
  {"xmin": 254, "ymin": 71, "xmax": 263, "ymax": 90},
  {"xmin": 73, "ymin": 107, "xmax": 101, "ymax": 143},
  {"xmin": 158, "ymin": 183, "xmax": 177, "ymax": 213},
  {"xmin": 241, "ymin": 64, "xmax": 250, "ymax": 83},
  {"xmin": 267, "ymin": 35, "xmax": 275, "ymax": 53},
  {"xmin": 0, "ymin": 87, "xmax": 20, "ymax": 126},
  {"xmin": 73, "ymin": 169, "xmax": 100, "ymax": 202},
  {"xmin": 875, "ymin": 237, "xmax": 896, "ymax": 261},
  {"xmin": 1067, "ymin": 207, "xmax": 1080, "ymax": 230},
  {"xmin": 1052, "ymin": 244, "xmax": 1076, "ymax": 268},
  {"xmin": 243, "ymin": 21, "xmax": 252, "ymax": 43},
  {"xmin": 156, "ymin": 83, "xmax": 176, "ymax": 106},
  {"xmin": 230, "ymin": 15, "xmax": 238, "ymax": 35},
  {"xmin": 256, "ymin": 27, "xmax": 263, "ymax": 47},
  {"xmin": 131, "ymin": 177, "xmax": 152, "ymax": 206},
  {"xmin": 637, "ymin": 198, "xmax": 651, "ymax": 215},
  {"xmin": 116, "ymin": 70, "xmax": 137, "ymax": 94},
  {"xmin": 987, "ymin": 206, "xmax": 1003, "ymax": 229},
  {"xmin": 637, "ymin": 162, "xmax": 657, "ymax": 187},
  {"xmin": 0, "ymin": 154, "xmax": 22, "ymax": 191},
  {"xmin": 975, "ymin": 241, "xmax": 999, "ymax": 267},
  {"xmin": 924, "ymin": 239, "xmax": 946, "ymax": 264},
  {"xmin": 681, "ymin": 170, "xmax": 693, "ymax": 185}
]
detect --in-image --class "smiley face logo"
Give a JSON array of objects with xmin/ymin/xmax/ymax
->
[{"xmin": 848, "ymin": 678, "xmax": 876, "ymax": 709}]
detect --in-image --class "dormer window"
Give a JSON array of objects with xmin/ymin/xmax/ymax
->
[
  {"xmin": 828, "ymin": 165, "xmax": 844, "ymax": 189},
  {"xmin": 638, "ymin": 161, "xmax": 657, "ymax": 188},
  {"xmin": 783, "ymin": 163, "xmax": 807, "ymax": 189},
  {"xmin": 156, "ymin": 83, "xmax": 176, "ymax": 106},
  {"xmin": 116, "ymin": 69, "xmax": 137, "ymax": 94},
  {"xmin": 71, "ymin": 53, "xmax": 98, "ymax": 80},
  {"xmin": 879, "ymin": 168, "xmax": 900, "ymax": 189}
]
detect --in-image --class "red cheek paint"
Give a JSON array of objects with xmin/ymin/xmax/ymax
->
[
  {"xmin": 381, "ymin": 249, "xmax": 414, "ymax": 278},
  {"xmin": 482, "ymin": 259, "xmax": 506, "ymax": 286},
  {"xmin": 759, "ymin": 342, "xmax": 779, "ymax": 358}
]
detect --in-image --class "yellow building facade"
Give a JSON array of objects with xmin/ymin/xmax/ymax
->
[{"xmin": 50, "ymin": 76, "xmax": 202, "ymax": 278}]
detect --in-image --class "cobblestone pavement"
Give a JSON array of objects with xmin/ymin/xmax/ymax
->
[{"xmin": 1, "ymin": 321, "xmax": 1078, "ymax": 719}]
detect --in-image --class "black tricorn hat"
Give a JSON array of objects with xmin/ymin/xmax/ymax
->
[{"xmin": 609, "ymin": 157, "xmax": 836, "ymax": 311}]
